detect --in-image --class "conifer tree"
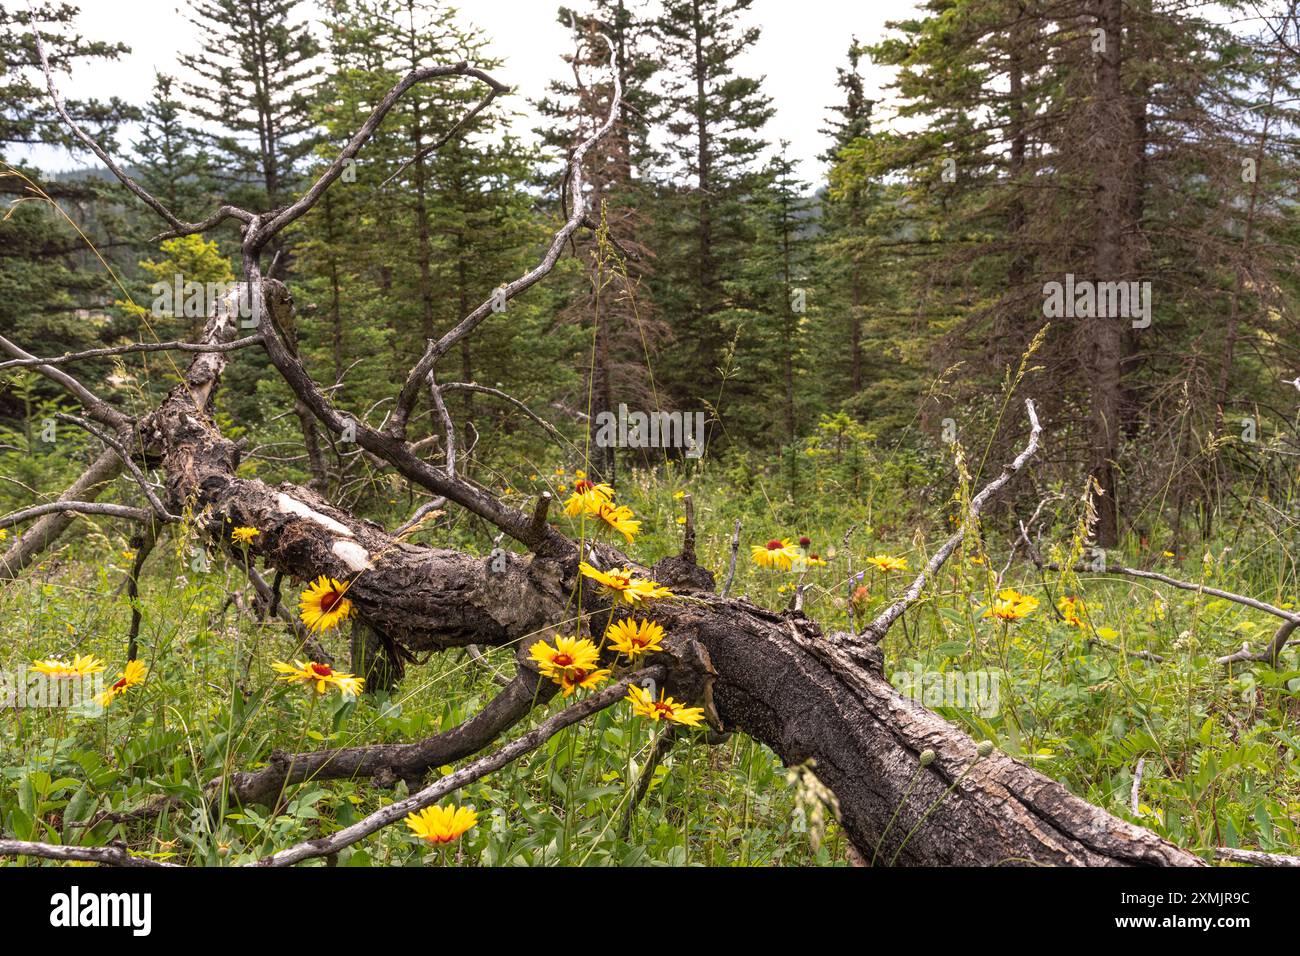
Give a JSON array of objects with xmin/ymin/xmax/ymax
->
[
  {"xmin": 537, "ymin": 1, "xmax": 668, "ymax": 479},
  {"xmin": 178, "ymin": 0, "xmax": 322, "ymax": 214},
  {"xmin": 653, "ymin": 0, "xmax": 773, "ymax": 435}
]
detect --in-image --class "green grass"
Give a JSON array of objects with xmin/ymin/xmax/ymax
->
[{"xmin": 2, "ymin": 434, "xmax": 1299, "ymax": 865}]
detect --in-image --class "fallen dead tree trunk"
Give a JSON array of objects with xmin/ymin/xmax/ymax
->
[
  {"xmin": 122, "ymin": 302, "xmax": 1196, "ymax": 865},
  {"xmin": 4, "ymin": 24, "xmax": 1204, "ymax": 867}
]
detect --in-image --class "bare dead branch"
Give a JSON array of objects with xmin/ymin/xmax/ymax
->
[
  {"xmin": 1065, "ymin": 563, "xmax": 1300, "ymax": 626},
  {"xmin": 149, "ymin": 204, "xmax": 256, "ymax": 243},
  {"xmin": 529, "ymin": 492, "xmax": 553, "ymax": 544},
  {"xmin": 124, "ymin": 521, "xmax": 161, "ymax": 660},
  {"xmin": 1130, "ymin": 757, "xmax": 1146, "ymax": 816},
  {"xmin": 863, "ymin": 399, "xmax": 1042, "ymax": 642},
  {"xmin": 30, "ymin": 22, "xmax": 192, "ymax": 232},
  {"xmin": 0, "ymin": 838, "xmax": 177, "ymax": 867},
  {"xmin": 54, "ymin": 413, "xmax": 175, "ymax": 521},
  {"xmin": 1214, "ymin": 846, "xmax": 1300, "ymax": 867},
  {"xmin": 429, "ymin": 374, "xmax": 457, "ymax": 478},
  {"xmin": 234, "ymin": 551, "xmax": 333, "ymax": 664},
  {"xmin": 0, "ymin": 333, "xmax": 130, "ymax": 430},
  {"xmin": 250, "ymin": 277, "xmax": 564, "ymax": 548},
  {"xmin": 388, "ymin": 32, "xmax": 624, "ymax": 438},
  {"xmin": 1215, "ymin": 620, "xmax": 1298, "ymax": 666},
  {"xmin": 0, "ymin": 335, "xmax": 262, "ymax": 371},
  {"xmin": 440, "ymin": 382, "xmax": 576, "ymax": 452},
  {"xmin": 1020, "ymin": 525, "xmax": 1300, "ymax": 667},
  {"xmin": 681, "ymin": 493, "xmax": 697, "ymax": 564},
  {"xmin": 254, "ymin": 62, "xmax": 508, "ymax": 247},
  {"xmin": 252, "ymin": 666, "xmax": 661, "ymax": 866},
  {"xmin": 619, "ymin": 726, "xmax": 681, "ymax": 837},
  {"xmin": 234, "ymin": 643, "xmax": 556, "ymax": 805},
  {"xmin": 0, "ymin": 500, "xmax": 155, "ymax": 529},
  {"xmin": 380, "ymin": 78, "xmax": 509, "ymax": 188},
  {"xmin": 0, "ymin": 448, "xmax": 123, "ymax": 581}
]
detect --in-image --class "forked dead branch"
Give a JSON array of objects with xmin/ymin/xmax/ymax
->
[{"xmin": 0, "ymin": 20, "xmax": 1213, "ymax": 867}]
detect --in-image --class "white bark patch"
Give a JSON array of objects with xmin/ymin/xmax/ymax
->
[
  {"xmin": 332, "ymin": 539, "xmax": 372, "ymax": 572},
  {"xmin": 276, "ymin": 493, "xmax": 353, "ymax": 536}
]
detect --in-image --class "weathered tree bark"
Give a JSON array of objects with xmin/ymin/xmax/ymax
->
[{"xmin": 1084, "ymin": 0, "xmax": 1134, "ymax": 548}]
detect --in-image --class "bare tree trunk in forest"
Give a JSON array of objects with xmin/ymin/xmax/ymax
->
[
  {"xmin": 325, "ymin": 192, "xmax": 345, "ymax": 387},
  {"xmin": 1121, "ymin": 12, "xmax": 1149, "ymax": 441},
  {"xmin": 410, "ymin": 114, "xmax": 436, "ymax": 346},
  {"xmin": 781, "ymin": 204, "xmax": 796, "ymax": 444},
  {"xmin": 849, "ymin": 265, "xmax": 863, "ymax": 394},
  {"xmin": 456, "ymin": 254, "xmax": 474, "ymax": 437},
  {"xmin": 1085, "ymin": 0, "xmax": 1132, "ymax": 548},
  {"xmin": 1215, "ymin": 67, "xmax": 1275, "ymax": 419},
  {"xmin": 692, "ymin": 0, "xmax": 714, "ymax": 314},
  {"xmin": 1001, "ymin": 3, "xmax": 1030, "ymax": 371}
]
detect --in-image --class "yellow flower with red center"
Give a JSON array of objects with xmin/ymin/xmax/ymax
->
[
  {"xmin": 1057, "ymin": 595, "xmax": 1086, "ymax": 628},
  {"xmin": 558, "ymin": 665, "xmax": 612, "ymax": 697},
  {"xmin": 94, "ymin": 659, "xmax": 148, "ymax": 707},
  {"xmin": 605, "ymin": 618, "xmax": 665, "ymax": 660},
  {"xmin": 405, "ymin": 804, "xmax": 478, "ymax": 844},
  {"xmin": 591, "ymin": 501, "xmax": 641, "ymax": 544},
  {"xmin": 751, "ymin": 538, "xmax": 799, "ymax": 570},
  {"xmin": 562, "ymin": 480, "xmax": 640, "ymax": 543},
  {"xmin": 272, "ymin": 659, "xmax": 365, "ymax": 697},
  {"xmin": 983, "ymin": 588, "xmax": 1039, "ymax": 622},
  {"xmin": 30, "ymin": 654, "xmax": 106, "ymax": 678},
  {"xmin": 562, "ymin": 478, "xmax": 616, "ymax": 517},
  {"xmin": 866, "ymin": 554, "xmax": 909, "ymax": 573},
  {"xmin": 528, "ymin": 635, "xmax": 600, "ymax": 681},
  {"xmin": 625, "ymin": 684, "xmax": 705, "ymax": 727},
  {"xmin": 298, "ymin": 575, "xmax": 354, "ymax": 633},
  {"xmin": 579, "ymin": 562, "xmax": 674, "ymax": 604},
  {"xmin": 231, "ymin": 526, "xmax": 259, "ymax": 545}
]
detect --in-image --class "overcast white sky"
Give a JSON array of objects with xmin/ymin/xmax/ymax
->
[{"xmin": 16, "ymin": 0, "xmax": 920, "ymax": 180}]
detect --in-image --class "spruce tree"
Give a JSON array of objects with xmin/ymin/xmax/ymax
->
[
  {"xmin": 178, "ymin": 0, "xmax": 322, "ymax": 214},
  {"xmin": 653, "ymin": 0, "xmax": 773, "ymax": 439}
]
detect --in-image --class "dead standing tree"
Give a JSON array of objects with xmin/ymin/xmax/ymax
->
[{"xmin": 0, "ymin": 24, "xmax": 1199, "ymax": 867}]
